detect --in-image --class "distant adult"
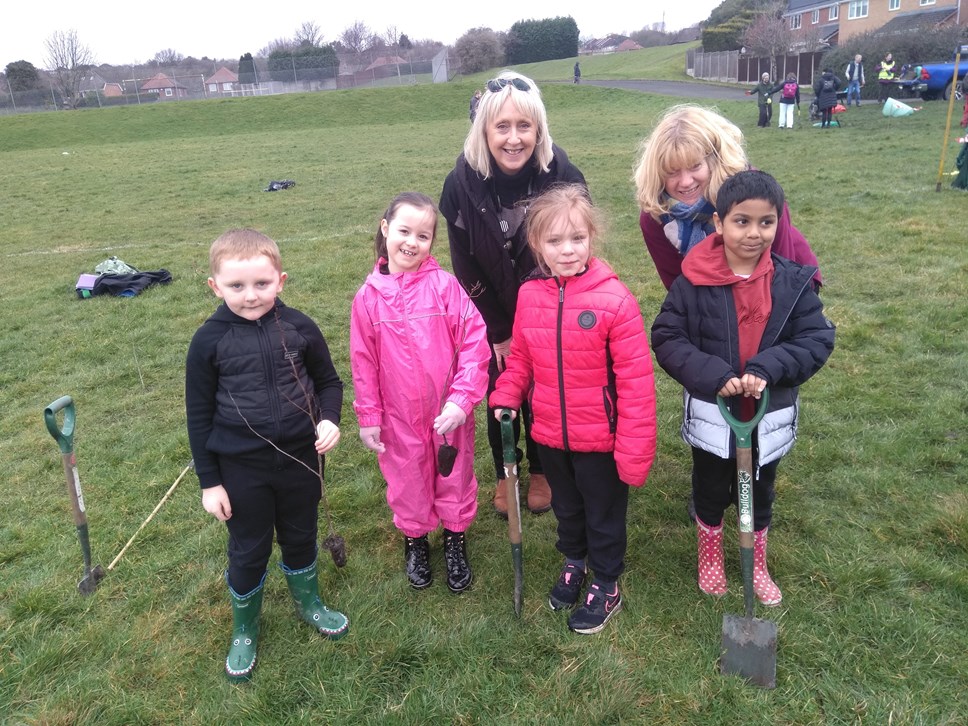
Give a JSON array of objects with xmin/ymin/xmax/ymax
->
[
  {"xmin": 440, "ymin": 70, "xmax": 587, "ymax": 517},
  {"xmin": 813, "ymin": 68, "xmax": 841, "ymax": 129},
  {"xmin": 745, "ymin": 72, "xmax": 780, "ymax": 128},
  {"xmin": 876, "ymin": 52, "xmax": 897, "ymax": 103},
  {"xmin": 469, "ymin": 89, "xmax": 482, "ymax": 122},
  {"xmin": 845, "ymin": 54, "xmax": 865, "ymax": 107},
  {"xmin": 633, "ymin": 104, "xmax": 822, "ymax": 293},
  {"xmin": 574, "ymin": 61, "xmax": 581, "ymax": 84}
]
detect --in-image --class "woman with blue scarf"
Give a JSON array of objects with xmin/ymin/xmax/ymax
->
[{"xmin": 633, "ymin": 104, "xmax": 822, "ymax": 292}]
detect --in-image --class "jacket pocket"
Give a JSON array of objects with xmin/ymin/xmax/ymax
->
[{"xmin": 602, "ymin": 386, "xmax": 617, "ymax": 434}]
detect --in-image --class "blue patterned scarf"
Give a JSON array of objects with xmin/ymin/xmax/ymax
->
[{"xmin": 660, "ymin": 196, "xmax": 717, "ymax": 256}]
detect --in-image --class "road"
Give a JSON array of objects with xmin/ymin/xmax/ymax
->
[{"xmin": 581, "ymin": 79, "xmax": 745, "ymax": 102}]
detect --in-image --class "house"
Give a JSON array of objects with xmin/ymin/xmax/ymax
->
[
  {"xmin": 102, "ymin": 83, "xmax": 124, "ymax": 98},
  {"xmin": 140, "ymin": 72, "xmax": 188, "ymax": 100},
  {"xmin": 204, "ymin": 66, "xmax": 238, "ymax": 96},
  {"xmin": 580, "ymin": 35, "xmax": 643, "ymax": 55},
  {"xmin": 783, "ymin": 0, "xmax": 964, "ymax": 46}
]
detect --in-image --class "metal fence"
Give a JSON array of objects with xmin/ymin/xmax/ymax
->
[{"xmin": 0, "ymin": 53, "xmax": 462, "ymax": 115}]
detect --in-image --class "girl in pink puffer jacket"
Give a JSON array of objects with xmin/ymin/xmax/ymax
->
[
  {"xmin": 490, "ymin": 185, "xmax": 657, "ymax": 635},
  {"xmin": 350, "ymin": 192, "xmax": 490, "ymax": 594}
]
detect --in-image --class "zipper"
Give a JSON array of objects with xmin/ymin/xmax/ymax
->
[{"xmin": 556, "ymin": 279, "xmax": 568, "ymax": 450}]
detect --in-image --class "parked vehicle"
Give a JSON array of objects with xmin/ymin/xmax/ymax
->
[{"xmin": 912, "ymin": 45, "xmax": 968, "ymax": 101}]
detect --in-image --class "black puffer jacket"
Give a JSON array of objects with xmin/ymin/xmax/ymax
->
[
  {"xmin": 440, "ymin": 145, "xmax": 586, "ymax": 344},
  {"xmin": 814, "ymin": 70, "xmax": 841, "ymax": 110},
  {"xmin": 185, "ymin": 300, "xmax": 343, "ymax": 487},
  {"xmin": 651, "ymin": 255, "xmax": 835, "ymax": 464}
]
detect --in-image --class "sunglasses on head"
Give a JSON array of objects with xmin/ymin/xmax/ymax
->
[{"xmin": 486, "ymin": 77, "xmax": 531, "ymax": 93}]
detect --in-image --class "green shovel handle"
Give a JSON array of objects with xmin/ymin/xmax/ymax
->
[
  {"xmin": 716, "ymin": 388, "xmax": 770, "ymax": 450},
  {"xmin": 499, "ymin": 410, "xmax": 515, "ymax": 462},
  {"xmin": 44, "ymin": 396, "xmax": 76, "ymax": 455}
]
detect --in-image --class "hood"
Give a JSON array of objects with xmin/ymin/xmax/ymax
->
[
  {"xmin": 363, "ymin": 254, "xmax": 443, "ymax": 296},
  {"xmin": 682, "ymin": 233, "xmax": 772, "ymax": 287}
]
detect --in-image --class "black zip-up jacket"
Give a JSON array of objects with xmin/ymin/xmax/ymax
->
[
  {"xmin": 440, "ymin": 145, "xmax": 586, "ymax": 345},
  {"xmin": 185, "ymin": 299, "xmax": 343, "ymax": 488}
]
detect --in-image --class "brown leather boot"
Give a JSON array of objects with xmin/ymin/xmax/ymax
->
[
  {"xmin": 527, "ymin": 473, "xmax": 552, "ymax": 514},
  {"xmin": 493, "ymin": 481, "xmax": 509, "ymax": 518}
]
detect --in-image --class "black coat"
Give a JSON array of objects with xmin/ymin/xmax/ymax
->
[
  {"xmin": 651, "ymin": 255, "xmax": 835, "ymax": 418},
  {"xmin": 814, "ymin": 71, "xmax": 841, "ymax": 110},
  {"xmin": 439, "ymin": 145, "xmax": 586, "ymax": 344},
  {"xmin": 185, "ymin": 300, "xmax": 343, "ymax": 487}
]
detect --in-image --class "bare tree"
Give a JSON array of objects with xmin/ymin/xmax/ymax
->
[
  {"xmin": 340, "ymin": 21, "xmax": 374, "ymax": 57},
  {"xmin": 153, "ymin": 49, "xmax": 184, "ymax": 65},
  {"xmin": 294, "ymin": 21, "xmax": 323, "ymax": 47},
  {"xmin": 261, "ymin": 37, "xmax": 295, "ymax": 56},
  {"xmin": 741, "ymin": 4, "xmax": 794, "ymax": 78},
  {"xmin": 384, "ymin": 25, "xmax": 401, "ymax": 49},
  {"xmin": 45, "ymin": 30, "xmax": 96, "ymax": 109}
]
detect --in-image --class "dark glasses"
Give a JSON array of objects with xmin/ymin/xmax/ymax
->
[{"xmin": 486, "ymin": 77, "xmax": 531, "ymax": 93}]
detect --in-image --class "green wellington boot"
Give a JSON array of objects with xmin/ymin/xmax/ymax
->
[
  {"xmin": 225, "ymin": 573, "xmax": 266, "ymax": 683},
  {"xmin": 282, "ymin": 560, "xmax": 349, "ymax": 640}
]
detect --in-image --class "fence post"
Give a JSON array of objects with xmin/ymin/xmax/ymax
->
[{"xmin": 5, "ymin": 76, "xmax": 16, "ymax": 111}]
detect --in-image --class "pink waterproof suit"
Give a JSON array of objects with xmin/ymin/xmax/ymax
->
[{"xmin": 350, "ymin": 256, "xmax": 490, "ymax": 537}]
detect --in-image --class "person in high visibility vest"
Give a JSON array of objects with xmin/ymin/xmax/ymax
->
[{"xmin": 876, "ymin": 52, "xmax": 897, "ymax": 104}]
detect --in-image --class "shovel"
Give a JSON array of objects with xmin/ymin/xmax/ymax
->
[
  {"xmin": 718, "ymin": 389, "xmax": 777, "ymax": 689},
  {"xmin": 44, "ymin": 396, "xmax": 106, "ymax": 596},
  {"xmin": 499, "ymin": 410, "xmax": 524, "ymax": 616}
]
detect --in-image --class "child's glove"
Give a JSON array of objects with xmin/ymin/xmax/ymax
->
[
  {"xmin": 314, "ymin": 419, "xmax": 340, "ymax": 454},
  {"xmin": 434, "ymin": 402, "xmax": 466, "ymax": 436},
  {"xmin": 359, "ymin": 426, "xmax": 386, "ymax": 453}
]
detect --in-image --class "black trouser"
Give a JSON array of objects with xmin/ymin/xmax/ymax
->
[
  {"xmin": 537, "ymin": 444, "xmax": 628, "ymax": 583},
  {"xmin": 820, "ymin": 107, "xmax": 833, "ymax": 127},
  {"xmin": 758, "ymin": 104, "xmax": 772, "ymax": 127},
  {"xmin": 691, "ymin": 444, "xmax": 778, "ymax": 532},
  {"xmin": 488, "ymin": 352, "xmax": 542, "ymax": 479},
  {"xmin": 218, "ymin": 441, "xmax": 322, "ymax": 593}
]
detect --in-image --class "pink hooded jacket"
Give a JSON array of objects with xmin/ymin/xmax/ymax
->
[
  {"xmin": 489, "ymin": 258, "xmax": 657, "ymax": 487},
  {"xmin": 350, "ymin": 255, "xmax": 490, "ymax": 534}
]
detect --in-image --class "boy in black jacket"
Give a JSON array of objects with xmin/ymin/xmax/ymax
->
[
  {"xmin": 651, "ymin": 171, "xmax": 834, "ymax": 607},
  {"xmin": 186, "ymin": 228, "xmax": 348, "ymax": 682}
]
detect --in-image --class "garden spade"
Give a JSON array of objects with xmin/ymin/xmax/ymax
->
[
  {"xmin": 499, "ymin": 411, "xmax": 524, "ymax": 616},
  {"xmin": 718, "ymin": 390, "xmax": 777, "ymax": 689},
  {"xmin": 44, "ymin": 396, "xmax": 105, "ymax": 596}
]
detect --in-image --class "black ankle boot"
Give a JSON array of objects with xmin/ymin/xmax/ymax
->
[
  {"xmin": 443, "ymin": 529, "xmax": 472, "ymax": 593},
  {"xmin": 404, "ymin": 535, "xmax": 432, "ymax": 590}
]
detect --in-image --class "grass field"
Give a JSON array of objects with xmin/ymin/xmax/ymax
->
[{"xmin": 1, "ymin": 46, "xmax": 967, "ymax": 724}]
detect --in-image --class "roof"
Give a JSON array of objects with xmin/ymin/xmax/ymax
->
[
  {"xmin": 205, "ymin": 66, "xmax": 238, "ymax": 84},
  {"xmin": 876, "ymin": 8, "xmax": 957, "ymax": 35},
  {"xmin": 140, "ymin": 72, "xmax": 186, "ymax": 91},
  {"xmin": 784, "ymin": 0, "xmax": 833, "ymax": 13},
  {"xmin": 365, "ymin": 55, "xmax": 408, "ymax": 70}
]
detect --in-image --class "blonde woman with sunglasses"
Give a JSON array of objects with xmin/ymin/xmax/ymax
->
[{"xmin": 440, "ymin": 70, "xmax": 587, "ymax": 519}]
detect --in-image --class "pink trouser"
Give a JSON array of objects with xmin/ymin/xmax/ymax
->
[{"xmin": 377, "ymin": 411, "xmax": 478, "ymax": 537}]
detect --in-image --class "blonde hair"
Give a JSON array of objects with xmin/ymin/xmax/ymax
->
[
  {"xmin": 525, "ymin": 184, "xmax": 601, "ymax": 276},
  {"xmin": 633, "ymin": 104, "xmax": 749, "ymax": 219},
  {"xmin": 209, "ymin": 228, "xmax": 282, "ymax": 274},
  {"xmin": 463, "ymin": 71, "xmax": 554, "ymax": 179}
]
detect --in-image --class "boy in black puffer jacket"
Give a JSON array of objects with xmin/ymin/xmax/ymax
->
[{"xmin": 651, "ymin": 171, "xmax": 834, "ymax": 608}]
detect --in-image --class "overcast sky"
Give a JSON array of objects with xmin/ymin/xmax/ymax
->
[{"xmin": 4, "ymin": 1, "xmax": 720, "ymax": 68}]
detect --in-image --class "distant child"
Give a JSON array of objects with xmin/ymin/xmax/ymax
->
[
  {"xmin": 350, "ymin": 192, "xmax": 490, "ymax": 593},
  {"xmin": 651, "ymin": 170, "xmax": 835, "ymax": 606},
  {"xmin": 814, "ymin": 68, "xmax": 841, "ymax": 128},
  {"xmin": 186, "ymin": 229, "xmax": 349, "ymax": 683},
  {"xmin": 489, "ymin": 185, "xmax": 657, "ymax": 634},
  {"xmin": 746, "ymin": 72, "xmax": 780, "ymax": 128},
  {"xmin": 777, "ymin": 73, "xmax": 800, "ymax": 129}
]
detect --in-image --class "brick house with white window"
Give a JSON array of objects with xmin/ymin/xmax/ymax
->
[{"xmin": 783, "ymin": 0, "xmax": 964, "ymax": 46}]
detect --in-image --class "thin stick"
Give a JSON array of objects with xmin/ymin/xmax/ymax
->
[
  {"xmin": 935, "ymin": 49, "xmax": 962, "ymax": 192},
  {"xmin": 108, "ymin": 461, "xmax": 194, "ymax": 571}
]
